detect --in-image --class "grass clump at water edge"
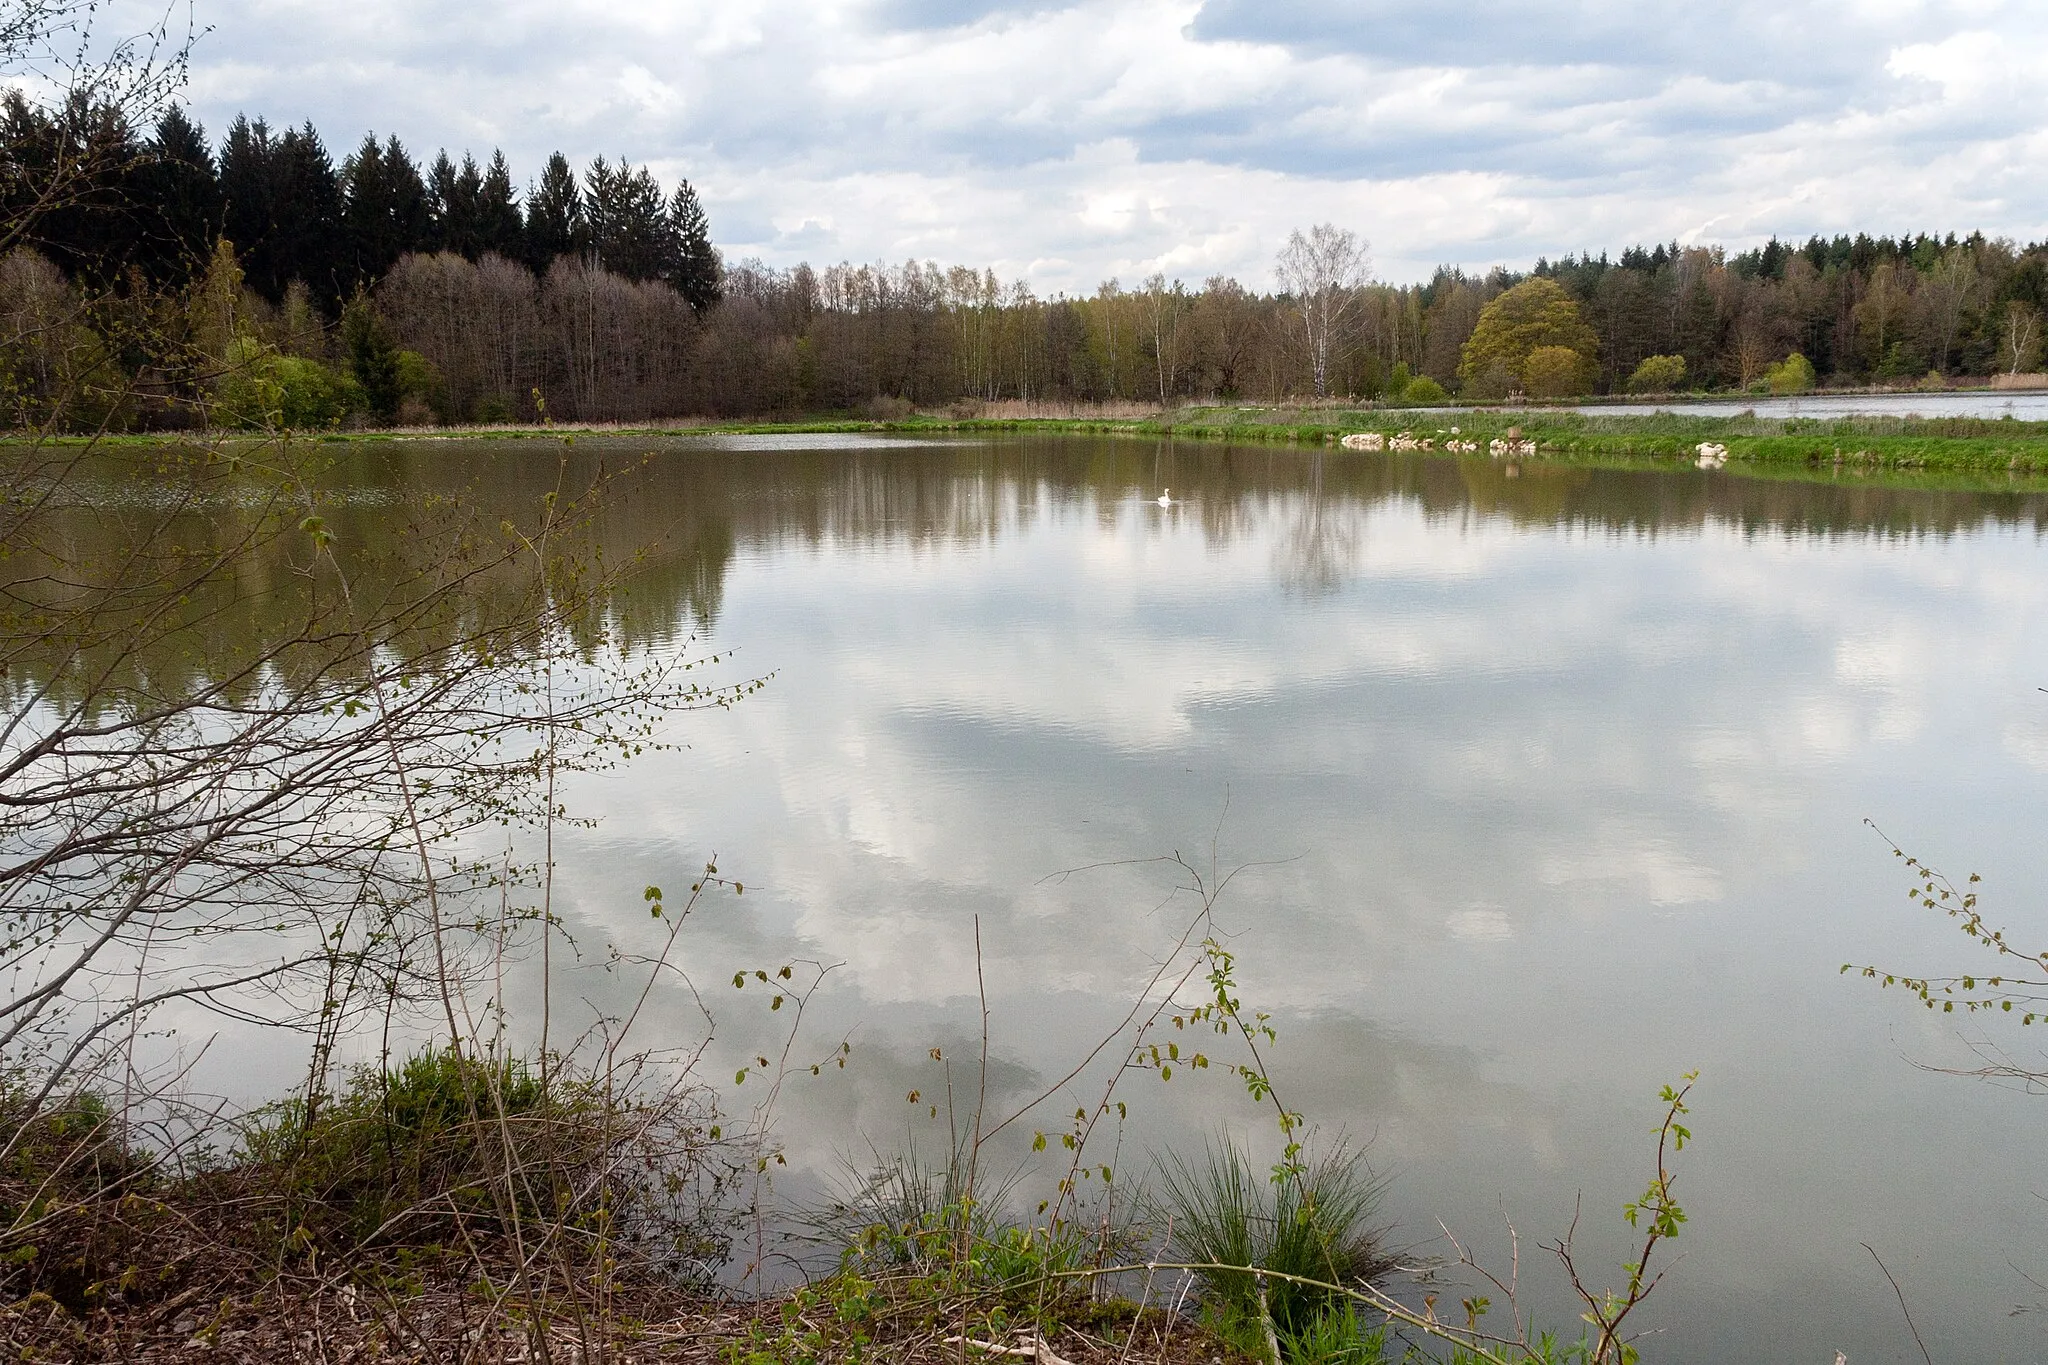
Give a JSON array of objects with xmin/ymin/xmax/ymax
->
[{"xmin": 1155, "ymin": 1135, "xmax": 1396, "ymax": 1359}]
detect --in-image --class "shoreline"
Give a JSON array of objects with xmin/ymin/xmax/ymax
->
[{"xmin": 12, "ymin": 404, "xmax": 2048, "ymax": 489}]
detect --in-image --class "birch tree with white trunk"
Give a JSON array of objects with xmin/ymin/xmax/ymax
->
[{"xmin": 1275, "ymin": 224, "xmax": 1371, "ymax": 398}]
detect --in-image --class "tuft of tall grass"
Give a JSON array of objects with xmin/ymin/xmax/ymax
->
[
  {"xmin": 235, "ymin": 1045, "xmax": 728, "ymax": 1273},
  {"xmin": 813, "ymin": 1143, "xmax": 1108, "ymax": 1295},
  {"xmin": 1279, "ymin": 1301, "xmax": 1391, "ymax": 1364},
  {"xmin": 1155, "ymin": 1135, "xmax": 1393, "ymax": 1344}
]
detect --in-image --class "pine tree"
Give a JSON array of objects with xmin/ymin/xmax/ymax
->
[
  {"xmin": 425, "ymin": 151, "xmax": 485, "ymax": 258},
  {"xmin": 341, "ymin": 134, "xmax": 430, "ymax": 288},
  {"xmin": 136, "ymin": 107, "xmax": 221, "ymax": 285},
  {"xmin": 666, "ymin": 179, "xmax": 721, "ymax": 312},
  {"xmin": 5, "ymin": 92, "xmax": 147, "ymax": 282},
  {"xmin": 341, "ymin": 288, "xmax": 401, "ymax": 423},
  {"xmin": 218, "ymin": 116, "xmax": 278, "ymax": 298},
  {"xmin": 581, "ymin": 157, "xmax": 621, "ymax": 268},
  {"xmin": 477, "ymin": 149, "xmax": 523, "ymax": 260},
  {"xmin": 618, "ymin": 164, "xmax": 671, "ymax": 280},
  {"xmin": 425, "ymin": 151, "xmax": 455, "ymax": 254},
  {"xmin": 524, "ymin": 151, "xmax": 582, "ymax": 271},
  {"xmin": 270, "ymin": 122, "xmax": 344, "ymax": 305},
  {"xmin": 583, "ymin": 157, "xmax": 672, "ymax": 281},
  {"xmin": 0, "ymin": 91, "xmax": 53, "ymax": 247}
]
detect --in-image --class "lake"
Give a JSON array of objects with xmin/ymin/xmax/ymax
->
[
  {"xmin": 169, "ymin": 433, "xmax": 2048, "ymax": 1361},
  {"xmin": 1549, "ymin": 387, "xmax": 2048, "ymax": 420}
]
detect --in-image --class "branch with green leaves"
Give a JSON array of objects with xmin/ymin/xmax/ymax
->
[{"xmin": 1844, "ymin": 823, "xmax": 2048, "ymax": 1022}]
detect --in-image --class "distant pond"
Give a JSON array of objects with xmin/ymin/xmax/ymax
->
[
  {"xmin": 172, "ymin": 433, "xmax": 2048, "ymax": 1362},
  {"xmin": 1549, "ymin": 387, "xmax": 2048, "ymax": 420}
]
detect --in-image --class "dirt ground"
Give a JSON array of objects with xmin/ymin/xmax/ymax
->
[{"xmin": 0, "ymin": 1281, "xmax": 1251, "ymax": 1364}]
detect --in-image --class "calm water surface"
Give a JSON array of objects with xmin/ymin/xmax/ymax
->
[
  {"xmin": 240, "ymin": 436, "xmax": 2048, "ymax": 1360},
  {"xmin": 1558, "ymin": 388, "xmax": 2048, "ymax": 419}
]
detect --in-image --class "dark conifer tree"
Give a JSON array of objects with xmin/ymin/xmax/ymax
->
[
  {"xmin": 341, "ymin": 134, "xmax": 430, "ymax": 287},
  {"xmin": 269, "ymin": 123, "xmax": 345, "ymax": 304},
  {"xmin": 3, "ymin": 91, "xmax": 145, "ymax": 280},
  {"xmin": 425, "ymin": 151, "xmax": 483, "ymax": 257},
  {"xmin": 341, "ymin": 135, "xmax": 391, "ymax": 284},
  {"xmin": 583, "ymin": 157, "xmax": 672, "ymax": 281},
  {"xmin": 451, "ymin": 153, "xmax": 485, "ymax": 257},
  {"xmin": 134, "ymin": 106, "xmax": 221, "ymax": 285},
  {"xmin": 341, "ymin": 289, "xmax": 401, "ymax": 423},
  {"xmin": 218, "ymin": 116, "xmax": 279, "ymax": 296},
  {"xmin": 524, "ymin": 151, "xmax": 583, "ymax": 271},
  {"xmin": 0, "ymin": 91, "xmax": 55, "ymax": 244},
  {"xmin": 477, "ymin": 149, "xmax": 523, "ymax": 259},
  {"xmin": 581, "ymin": 157, "xmax": 621, "ymax": 267},
  {"xmin": 74, "ymin": 99, "xmax": 148, "ymax": 280},
  {"xmin": 424, "ymin": 151, "xmax": 453, "ymax": 252},
  {"xmin": 432, "ymin": 150, "xmax": 483, "ymax": 257},
  {"xmin": 619, "ymin": 164, "xmax": 671, "ymax": 280},
  {"xmin": 666, "ymin": 179, "xmax": 721, "ymax": 312}
]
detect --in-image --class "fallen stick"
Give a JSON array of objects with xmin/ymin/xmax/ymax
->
[{"xmin": 942, "ymin": 1332, "xmax": 1078, "ymax": 1365}]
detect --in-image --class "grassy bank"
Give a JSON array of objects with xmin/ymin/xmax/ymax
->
[
  {"xmin": 1, "ymin": 1058, "xmax": 1700, "ymax": 1365},
  {"xmin": 21, "ymin": 401, "xmax": 2048, "ymax": 486},
  {"xmin": 926, "ymin": 405, "xmax": 2048, "ymax": 478},
  {"xmin": 3, "ymin": 1030, "xmax": 1712, "ymax": 1365},
  {"xmin": 0, "ymin": 1055, "xmax": 1265, "ymax": 1365}
]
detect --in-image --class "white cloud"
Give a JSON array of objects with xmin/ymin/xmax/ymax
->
[{"xmin": 165, "ymin": 0, "xmax": 2048, "ymax": 291}]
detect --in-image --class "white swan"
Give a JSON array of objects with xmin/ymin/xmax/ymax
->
[{"xmin": 1156, "ymin": 488, "xmax": 1173, "ymax": 507}]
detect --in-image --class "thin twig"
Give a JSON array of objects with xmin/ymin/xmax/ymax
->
[{"xmin": 1863, "ymin": 1242, "xmax": 1934, "ymax": 1365}]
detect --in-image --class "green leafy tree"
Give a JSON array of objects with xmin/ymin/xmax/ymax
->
[
  {"xmin": 1875, "ymin": 339, "xmax": 1925, "ymax": 381},
  {"xmin": 1765, "ymin": 351, "xmax": 1816, "ymax": 394},
  {"xmin": 214, "ymin": 336, "xmax": 360, "ymax": 428},
  {"xmin": 1626, "ymin": 353, "xmax": 1686, "ymax": 394},
  {"xmin": 1459, "ymin": 278, "xmax": 1598, "ymax": 395},
  {"xmin": 395, "ymin": 347, "xmax": 447, "ymax": 422},
  {"xmin": 1522, "ymin": 344, "xmax": 1587, "ymax": 398}
]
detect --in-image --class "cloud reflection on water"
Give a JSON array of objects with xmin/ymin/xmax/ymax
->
[
  {"xmin": 145, "ymin": 436, "xmax": 2048, "ymax": 1362},
  {"xmin": 554, "ymin": 441, "xmax": 2048, "ymax": 1361}
]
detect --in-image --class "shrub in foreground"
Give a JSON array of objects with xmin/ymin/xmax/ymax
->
[{"xmin": 236, "ymin": 1046, "xmax": 728, "ymax": 1270}]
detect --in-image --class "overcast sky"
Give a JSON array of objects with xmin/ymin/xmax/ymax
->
[{"xmin": 174, "ymin": 0, "xmax": 2048, "ymax": 292}]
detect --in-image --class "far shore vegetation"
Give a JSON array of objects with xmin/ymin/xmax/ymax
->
[
  {"xmin": 19, "ymin": 404, "xmax": 2048, "ymax": 493},
  {"xmin": 6, "ymin": 91, "xmax": 2048, "ymax": 437}
]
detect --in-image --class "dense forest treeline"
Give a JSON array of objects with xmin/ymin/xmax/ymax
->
[
  {"xmin": 1, "ymin": 94, "xmax": 721, "ymax": 307},
  {"xmin": 6, "ymin": 93, "xmax": 2048, "ymax": 427}
]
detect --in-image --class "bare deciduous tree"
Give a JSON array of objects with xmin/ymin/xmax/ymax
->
[
  {"xmin": 1141, "ymin": 271, "xmax": 1188, "ymax": 405},
  {"xmin": 1274, "ymin": 224, "xmax": 1371, "ymax": 399},
  {"xmin": 0, "ymin": 438, "xmax": 741, "ymax": 1116},
  {"xmin": 2003, "ymin": 301, "xmax": 2042, "ymax": 376}
]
